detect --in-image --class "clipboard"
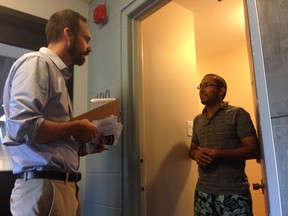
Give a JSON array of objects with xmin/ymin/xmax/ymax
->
[{"xmin": 73, "ymin": 98, "xmax": 120, "ymax": 121}]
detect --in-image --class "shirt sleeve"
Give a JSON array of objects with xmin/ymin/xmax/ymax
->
[
  {"xmin": 191, "ymin": 115, "xmax": 200, "ymax": 145},
  {"xmin": 4, "ymin": 55, "xmax": 49, "ymax": 145},
  {"xmin": 236, "ymin": 108, "xmax": 257, "ymax": 139}
]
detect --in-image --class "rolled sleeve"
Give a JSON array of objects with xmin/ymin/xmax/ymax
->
[{"xmin": 3, "ymin": 55, "xmax": 49, "ymax": 145}]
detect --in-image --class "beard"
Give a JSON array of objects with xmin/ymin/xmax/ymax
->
[
  {"xmin": 68, "ymin": 42, "xmax": 86, "ymax": 66},
  {"xmin": 200, "ymin": 94, "xmax": 222, "ymax": 106}
]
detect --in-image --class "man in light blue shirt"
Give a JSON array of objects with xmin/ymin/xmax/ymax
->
[{"xmin": 3, "ymin": 9, "xmax": 106, "ymax": 216}]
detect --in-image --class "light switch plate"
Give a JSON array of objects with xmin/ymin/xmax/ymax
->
[{"xmin": 186, "ymin": 120, "xmax": 193, "ymax": 137}]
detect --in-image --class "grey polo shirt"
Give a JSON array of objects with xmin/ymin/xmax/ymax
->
[{"xmin": 192, "ymin": 102, "xmax": 257, "ymax": 194}]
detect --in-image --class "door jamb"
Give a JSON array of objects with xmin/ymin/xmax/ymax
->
[
  {"xmin": 245, "ymin": 0, "xmax": 282, "ymax": 215},
  {"xmin": 121, "ymin": 1, "xmax": 170, "ymax": 215}
]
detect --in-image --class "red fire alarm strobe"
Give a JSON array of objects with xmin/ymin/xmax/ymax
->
[{"xmin": 94, "ymin": 4, "xmax": 107, "ymax": 24}]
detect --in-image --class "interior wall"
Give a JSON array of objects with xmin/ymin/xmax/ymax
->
[
  {"xmin": 0, "ymin": 0, "xmax": 88, "ymax": 19},
  {"xmin": 197, "ymin": 44, "xmax": 266, "ymax": 216},
  {"xmin": 84, "ymin": 0, "xmax": 134, "ymax": 215},
  {"xmin": 141, "ymin": 2, "xmax": 199, "ymax": 215}
]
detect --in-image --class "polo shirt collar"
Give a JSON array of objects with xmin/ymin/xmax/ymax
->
[{"xmin": 202, "ymin": 101, "xmax": 229, "ymax": 115}]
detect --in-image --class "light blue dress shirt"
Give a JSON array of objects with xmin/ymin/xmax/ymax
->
[{"xmin": 3, "ymin": 47, "xmax": 79, "ymax": 174}]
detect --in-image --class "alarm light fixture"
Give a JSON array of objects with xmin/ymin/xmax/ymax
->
[{"xmin": 94, "ymin": 4, "xmax": 107, "ymax": 25}]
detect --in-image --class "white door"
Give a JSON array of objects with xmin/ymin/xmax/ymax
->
[{"xmin": 245, "ymin": 0, "xmax": 282, "ymax": 215}]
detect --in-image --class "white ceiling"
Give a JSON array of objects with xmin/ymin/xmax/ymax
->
[{"xmin": 173, "ymin": 0, "xmax": 246, "ymax": 62}]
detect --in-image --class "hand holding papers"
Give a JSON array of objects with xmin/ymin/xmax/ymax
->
[
  {"xmin": 93, "ymin": 115, "xmax": 122, "ymax": 146},
  {"xmin": 86, "ymin": 115, "xmax": 123, "ymax": 154},
  {"xmin": 73, "ymin": 98, "xmax": 122, "ymax": 155}
]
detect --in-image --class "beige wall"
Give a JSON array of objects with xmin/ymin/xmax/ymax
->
[
  {"xmin": 0, "ymin": 0, "xmax": 88, "ymax": 19},
  {"xmin": 141, "ymin": 2, "xmax": 198, "ymax": 215}
]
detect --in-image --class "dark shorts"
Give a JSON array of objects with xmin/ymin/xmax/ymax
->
[{"xmin": 194, "ymin": 189, "xmax": 253, "ymax": 216}]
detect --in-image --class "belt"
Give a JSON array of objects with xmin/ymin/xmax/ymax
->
[{"xmin": 17, "ymin": 171, "xmax": 82, "ymax": 182}]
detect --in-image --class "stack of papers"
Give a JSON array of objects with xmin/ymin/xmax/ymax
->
[
  {"xmin": 86, "ymin": 115, "xmax": 123, "ymax": 154},
  {"xmin": 83, "ymin": 98, "xmax": 123, "ymax": 154},
  {"xmin": 93, "ymin": 115, "xmax": 122, "ymax": 146}
]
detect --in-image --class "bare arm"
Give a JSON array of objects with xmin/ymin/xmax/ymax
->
[
  {"xmin": 189, "ymin": 142, "xmax": 213, "ymax": 167},
  {"xmin": 189, "ymin": 136, "xmax": 260, "ymax": 167},
  {"xmin": 34, "ymin": 119, "xmax": 98, "ymax": 144},
  {"xmin": 210, "ymin": 136, "xmax": 260, "ymax": 160}
]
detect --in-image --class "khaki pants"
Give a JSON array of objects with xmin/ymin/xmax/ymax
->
[{"xmin": 10, "ymin": 178, "xmax": 80, "ymax": 216}]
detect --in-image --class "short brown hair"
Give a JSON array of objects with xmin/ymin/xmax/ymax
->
[{"xmin": 45, "ymin": 9, "xmax": 87, "ymax": 44}]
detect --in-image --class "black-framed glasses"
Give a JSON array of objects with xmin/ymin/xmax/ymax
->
[{"xmin": 197, "ymin": 83, "xmax": 217, "ymax": 90}]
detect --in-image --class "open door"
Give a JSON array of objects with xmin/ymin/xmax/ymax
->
[
  {"xmin": 243, "ymin": 0, "xmax": 270, "ymax": 215},
  {"xmin": 245, "ymin": 0, "xmax": 283, "ymax": 215}
]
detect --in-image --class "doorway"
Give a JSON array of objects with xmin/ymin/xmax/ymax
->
[{"xmin": 136, "ymin": 0, "xmax": 266, "ymax": 215}]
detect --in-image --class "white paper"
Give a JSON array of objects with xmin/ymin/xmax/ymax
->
[{"xmin": 85, "ymin": 115, "xmax": 123, "ymax": 154}]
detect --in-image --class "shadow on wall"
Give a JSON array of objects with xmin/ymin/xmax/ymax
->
[{"xmin": 146, "ymin": 142, "xmax": 192, "ymax": 216}]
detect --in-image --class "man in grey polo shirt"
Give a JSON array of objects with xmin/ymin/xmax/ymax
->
[{"xmin": 189, "ymin": 74, "xmax": 260, "ymax": 216}]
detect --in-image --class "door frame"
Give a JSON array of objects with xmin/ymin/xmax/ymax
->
[
  {"xmin": 121, "ymin": 0, "xmax": 278, "ymax": 215},
  {"xmin": 245, "ymin": 1, "xmax": 282, "ymax": 215},
  {"xmin": 121, "ymin": 1, "xmax": 170, "ymax": 215}
]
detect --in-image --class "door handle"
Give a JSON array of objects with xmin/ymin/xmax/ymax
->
[{"xmin": 252, "ymin": 179, "xmax": 264, "ymax": 194}]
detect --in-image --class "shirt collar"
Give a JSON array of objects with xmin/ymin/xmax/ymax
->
[
  {"xmin": 39, "ymin": 47, "xmax": 72, "ymax": 80},
  {"xmin": 202, "ymin": 101, "xmax": 229, "ymax": 114}
]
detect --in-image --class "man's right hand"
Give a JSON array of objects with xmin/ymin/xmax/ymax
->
[
  {"xmin": 72, "ymin": 119, "xmax": 98, "ymax": 143},
  {"xmin": 190, "ymin": 148, "xmax": 213, "ymax": 168}
]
